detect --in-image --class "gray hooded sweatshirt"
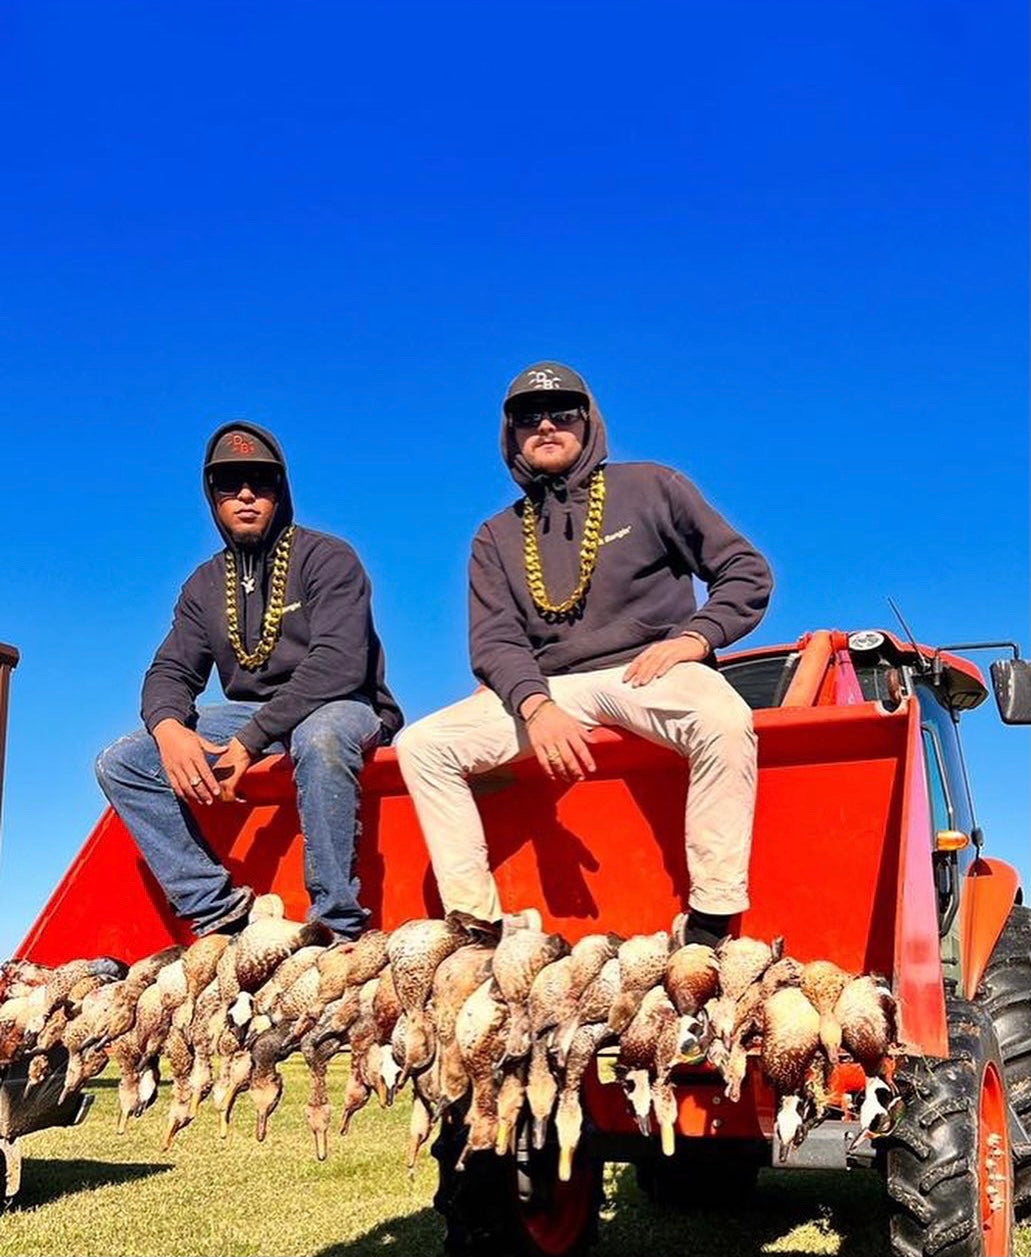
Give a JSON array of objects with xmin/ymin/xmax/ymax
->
[
  {"xmin": 141, "ymin": 422, "xmax": 402, "ymax": 753},
  {"xmin": 469, "ymin": 376, "xmax": 773, "ymax": 716}
]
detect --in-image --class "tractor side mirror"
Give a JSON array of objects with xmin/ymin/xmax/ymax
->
[{"xmin": 990, "ymin": 658, "xmax": 1031, "ymax": 725}]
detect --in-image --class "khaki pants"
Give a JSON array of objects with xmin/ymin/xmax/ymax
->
[{"xmin": 395, "ymin": 662, "xmax": 757, "ymax": 923}]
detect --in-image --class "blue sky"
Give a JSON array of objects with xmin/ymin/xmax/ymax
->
[{"xmin": 1, "ymin": 1, "xmax": 1027, "ymax": 958}]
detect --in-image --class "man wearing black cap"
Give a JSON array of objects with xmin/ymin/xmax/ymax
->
[
  {"xmin": 96, "ymin": 422, "xmax": 402, "ymax": 938},
  {"xmin": 396, "ymin": 362, "xmax": 772, "ymax": 947}
]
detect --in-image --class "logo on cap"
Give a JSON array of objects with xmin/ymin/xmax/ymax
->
[
  {"xmin": 526, "ymin": 369, "xmax": 563, "ymax": 390},
  {"xmin": 223, "ymin": 432, "xmax": 257, "ymax": 456}
]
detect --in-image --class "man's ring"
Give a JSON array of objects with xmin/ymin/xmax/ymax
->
[
  {"xmin": 546, "ymin": 750, "xmax": 562, "ymax": 764},
  {"xmin": 189, "ymin": 776, "xmax": 203, "ymax": 786}
]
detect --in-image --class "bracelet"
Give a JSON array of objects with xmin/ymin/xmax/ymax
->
[
  {"xmin": 523, "ymin": 699, "xmax": 554, "ymax": 727},
  {"xmin": 681, "ymin": 631, "xmax": 711, "ymax": 652}
]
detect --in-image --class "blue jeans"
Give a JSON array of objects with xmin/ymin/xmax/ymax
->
[{"xmin": 95, "ymin": 700, "xmax": 382, "ymax": 938}]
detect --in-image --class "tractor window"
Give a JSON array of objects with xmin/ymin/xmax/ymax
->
[
  {"xmin": 854, "ymin": 662, "xmax": 906, "ymax": 706},
  {"xmin": 718, "ymin": 653, "xmax": 799, "ymax": 709},
  {"xmin": 914, "ymin": 680, "xmax": 975, "ymax": 838},
  {"xmin": 921, "ymin": 726, "xmax": 953, "ymax": 832}
]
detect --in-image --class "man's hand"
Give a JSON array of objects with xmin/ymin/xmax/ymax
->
[
  {"xmin": 152, "ymin": 719, "xmax": 227, "ymax": 806},
  {"xmin": 519, "ymin": 696, "xmax": 596, "ymax": 783},
  {"xmin": 622, "ymin": 633, "xmax": 710, "ymax": 688},
  {"xmin": 211, "ymin": 737, "xmax": 253, "ymax": 803}
]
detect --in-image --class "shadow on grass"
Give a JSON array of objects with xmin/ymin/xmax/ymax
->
[
  {"xmin": 599, "ymin": 1163, "xmax": 889, "ymax": 1257},
  {"xmin": 11, "ymin": 1157, "xmax": 173, "ymax": 1210},
  {"xmin": 314, "ymin": 1206, "xmax": 443, "ymax": 1256},
  {"xmin": 314, "ymin": 1163, "xmax": 889, "ymax": 1257}
]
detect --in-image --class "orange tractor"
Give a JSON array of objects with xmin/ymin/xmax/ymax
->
[{"xmin": 5, "ymin": 627, "xmax": 1031, "ymax": 1256}]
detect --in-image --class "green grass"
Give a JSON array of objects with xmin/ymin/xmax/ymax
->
[{"xmin": 2, "ymin": 1062, "xmax": 1029, "ymax": 1256}]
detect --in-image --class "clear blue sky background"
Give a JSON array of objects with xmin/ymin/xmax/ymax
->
[{"xmin": 1, "ymin": 2, "xmax": 1027, "ymax": 959}]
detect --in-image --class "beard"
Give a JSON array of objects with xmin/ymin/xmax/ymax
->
[{"xmin": 229, "ymin": 525, "xmax": 269, "ymax": 550}]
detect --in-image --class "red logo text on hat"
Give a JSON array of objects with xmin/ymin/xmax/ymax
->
[{"xmin": 225, "ymin": 432, "xmax": 256, "ymax": 456}]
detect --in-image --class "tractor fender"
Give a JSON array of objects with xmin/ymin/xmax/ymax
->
[{"xmin": 959, "ymin": 857, "xmax": 1022, "ymax": 1000}]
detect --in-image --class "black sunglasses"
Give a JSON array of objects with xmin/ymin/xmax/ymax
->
[
  {"xmin": 508, "ymin": 406, "xmax": 586, "ymax": 431},
  {"xmin": 209, "ymin": 465, "xmax": 282, "ymax": 498}
]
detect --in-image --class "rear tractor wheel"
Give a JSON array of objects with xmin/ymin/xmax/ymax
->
[
  {"xmin": 432, "ymin": 1108, "xmax": 603, "ymax": 1257},
  {"xmin": 634, "ymin": 1141, "xmax": 762, "ymax": 1210}
]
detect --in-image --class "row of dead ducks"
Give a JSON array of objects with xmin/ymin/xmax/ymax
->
[{"xmin": 0, "ymin": 896, "xmax": 899, "ymax": 1178}]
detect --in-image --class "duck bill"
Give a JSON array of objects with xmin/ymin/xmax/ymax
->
[
  {"xmin": 116, "ymin": 1109, "xmax": 129, "ymax": 1135},
  {"xmin": 532, "ymin": 1116, "xmax": 549, "ymax": 1152},
  {"xmin": 255, "ymin": 1111, "xmax": 270, "ymax": 1142},
  {"xmin": 558, "ymin": 1144, "xmax": 574, "ymax": 1183},
  {"xmin": 313, "ymin": 1127, "xmax": 328, "ymax": 1162},
  {"xmin": 660, "ymin": 1121, "xmax": 676, "ymax": 1157},
  {"xmin": 218, "ymin": 1110, "xmax": 231, "ymax": 1139},
  {"xmin": 495, "ymin": 1118, "xmax": 512, "ymax": 1156}
]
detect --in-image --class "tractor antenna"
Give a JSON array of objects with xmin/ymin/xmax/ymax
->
[{"xmin": 886, "ymin": 597, "xmax": 931, "ymax": 674}]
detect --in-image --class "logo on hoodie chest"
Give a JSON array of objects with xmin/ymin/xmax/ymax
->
[{"xmin": 600, "ymin": 524, "xmax": 633, "ymax": 546}]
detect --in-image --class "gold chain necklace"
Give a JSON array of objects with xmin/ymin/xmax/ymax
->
[
  {"xmin": 522, "ymin": 469, "xmax": 606, "ymax": 616},
  {"xmin": 224, "ymin": 525, "xmax": 295, "ymax": 669}
]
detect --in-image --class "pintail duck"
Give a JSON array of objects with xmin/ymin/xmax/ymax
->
[
  {"xmin": 427, "ymin": 944, "xmax": 496, "ymax": 1121},
  {"xmin": 287, "ymin": 931, "xmax": 389, "ymax": 1044},
  {"xmin": 759, "ymin": 985, "xmax": 826, "ymax": 1157},
  {"xmin": 338, "ymin": 977, "xmax": 386, "ymax": 1136},
  {"xmin": 800, "ymin": 959, "xmax": 853, "ymax": 1060},
  {"xmin": 555, "ymin": 1020, "xmax": 610, "ymax": 1183},
  {"xmin": 616, "ymin": 985, "xmax": 679, "ymax": 1149},
  {"xmin": 524, "ymin": 954, "xmax": 575, "ymax": 1150},
  {"xmin": 386, "ymin": 917, "xmax": 466, "ymax": 1079},
  {"xmin": 454, "ymin": 977, "xmax": 509, "ymax": 1162},
  {"xmin": 608, "ymin": 932, "xmax": 670, "ymax": 1034},
  {"xmin": 717, "ymin": 955, "xmax": 802, "ymax": 1102},
  {"xmin": 706, "ymin": 935, "xmax": 782, "ymax": 1048},
  {"xmin": 555, "ymin": 956, "xmax": 621, "ymax": 1069},
  {"xmin": 833, "ymin": 973, "xmax": 898, "ymax": 1132},
  {"xmin": 490, "ymin": 926, "xmax": 570, "ymax": 1065}
]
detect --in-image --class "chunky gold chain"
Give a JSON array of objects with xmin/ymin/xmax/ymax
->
[
  {"xmin": 522, "ymin": 469, "xmax": 606, "ymax": 616},
  {"xmin": 224, "ymin": 525, "xmax": 295, "ymax": 669}
]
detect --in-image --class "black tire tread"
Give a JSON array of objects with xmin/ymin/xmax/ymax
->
[
  {"xmin": 976, "ymin": 903, "xmax": 1031, "ymax": 1220},
  {"xmin": 885, "ymin": 996, "xmax": 1012, "ymax": 1257}
]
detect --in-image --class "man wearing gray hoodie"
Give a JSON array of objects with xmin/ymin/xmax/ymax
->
[
  {"xmin": 96, "ymin": 422, "xmax": 402, "ymax": 939},
  {"xmin": 396, "ymin": 362, "xmax": 772, "ymax": 947}
]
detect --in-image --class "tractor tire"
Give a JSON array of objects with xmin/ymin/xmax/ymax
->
[
  {"xmin": 431, "ymin": 1108, "xmax": 603, "ymax": 1257},
  {"xmin": 634, "ymin": 1142, "xmax": 761, "ymax": 1210},
  {"xmin": 885, "ymin": 996, "xmax": 1014, "ymax": 1257},
  {"xmin": 975, "ymin": 902, "xmax": 1031, "ymax": 1220}
]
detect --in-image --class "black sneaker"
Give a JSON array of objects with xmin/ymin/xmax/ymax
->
[
  {"xmin": 195, "ymin": 886, "xmax": 256, "ymax": 937},
  {"xmin": 671, "ymin": 909, "xmax": 728, "ymax": 951},
  {"xmin": 446, "ymin": 909, "xmax": 502, "ymax": 946}
]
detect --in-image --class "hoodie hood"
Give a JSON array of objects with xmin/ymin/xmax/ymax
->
[
  {"xmin": 203, "ymin": 421, "xmax": 295, "ymax": 551},
  {"xmin": 500, "ymin": 361, "xmax": 609, "ymax": 497}
]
